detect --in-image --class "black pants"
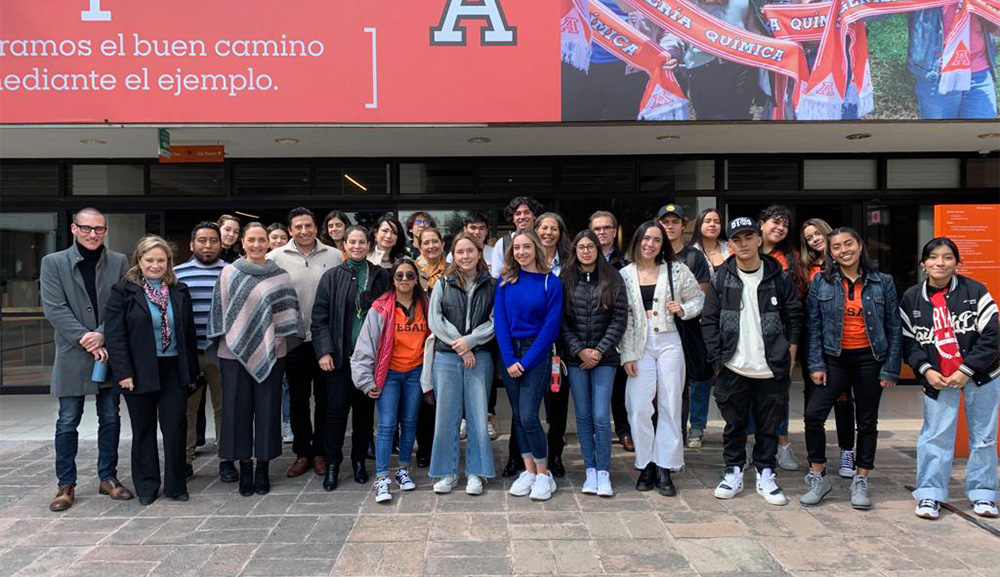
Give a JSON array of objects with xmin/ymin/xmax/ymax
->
[
  {"xmin": 416, "ymin": 400, "xmax": 435, "ymax": 462},
  {"xmin": 804, "ymin": 381, "xmax": 855, "ymax": 450},
  {"xmin": 286, "ymin": 343, "xmax": 326, "ymax": 459},
  {"xmin": 686, "ymin": 59, "xmax": 755, "ymax": 121},
  {"xmin": 612, "ymin": 366, "xmax": 631, "ymax": 437},
  {"xmin": 219, "ymin": 358, "xmax": 284, "ymax": 462},
  {"xmin": 323, "ymin": 366, "xmax": 375, "ymax": 465},
  {"xmin": 562, "ymin": 60, "xmax": 650, "ymax": 121},
  {"xmin": 124, "ymin": 357, "xmax": 188, "ymax": 499},
  {"xmin": 804, "ymin": 349, "xmax": 883, "ymax": 471},
  {"xmin": 714, "ymin": 368, "xmax": 790, "ymax": 471}
]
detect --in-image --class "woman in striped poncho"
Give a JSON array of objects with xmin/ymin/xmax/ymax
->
[{"xmin": 208, "ymin": 222, "xmax": 300, "ymax": 497}]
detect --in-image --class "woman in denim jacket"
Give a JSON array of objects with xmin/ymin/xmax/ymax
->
[{"xmin": 801, "ymin": 227, "xmax": 901, "ymax": 510}]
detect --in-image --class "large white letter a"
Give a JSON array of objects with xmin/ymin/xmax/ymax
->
[{"xmin": 430, "ymin": 0, "xmax": 517, "ymax": 46}]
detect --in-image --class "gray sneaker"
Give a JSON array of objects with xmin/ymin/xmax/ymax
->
[
  {"xmin": 687, "ymin": 429, "xmax": 704, "ymax": 449},
  {"xmin": 850, "ymin": 474, "xmax": 872, "ymax": 510},
  {"xmin": 799, "ymin": 470, "xmax": 832, "ymax": 507},
  {"xmin": 777, "ymin": 443, "xmax": 800, "ymax": 471}
]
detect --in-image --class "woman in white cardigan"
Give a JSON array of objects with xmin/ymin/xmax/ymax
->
[{"xmin": 620, "ymin": 220, "xmax": 704, "ymax": 496}]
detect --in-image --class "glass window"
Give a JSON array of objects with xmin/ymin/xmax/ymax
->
[
  {"xmin": 803, "ymin": 159, "xmax": 877, "ymax": 190},
  {"xmin": 1, "ymin": 212, "xmax": 59, "ymax": 390},
  {"xmin": 105, "ymin": 213, "xmax": 161, "ymax": 255},
  {"xmin": 0, "ymin": 163, "xmax": 60, "ymax": 196},
  {"xmin": 561, "ymin": 158, "xmax": 635, "ymax": 195},
  {"xmin": 399, "ymin": 162, "xmax": 473, "ymax": 195},
  {"xmin": 477, "ymin": 160, "xmax": 553, "ymax": 196},
  {"xmin": 726, "ymin": 159, "xmax": 799, "ymax": 191},
  {"xmin": 315, "ymin": 162, "xmax": 389, "ymax": 195},
  {"xmin": 71, "ymin": 164, "xmax": 144, "ymax": 195},
  {"xmin": 639, "ymin": 159, "xmax": 715, "ymax": 192},
  {"xmin": 233, "ymin": 163, "xmax": 311, "ymax": 196},
  {"xmin": 150, "ymin": 165, "xmax": 225, "ymax": 196},
  {"xmin": 887, "ymin": 158, "xmax": 960, "ymax": 189},
  {"xmin": 966, "ymin": 158, "xmax": 999, "ymax": 189}
]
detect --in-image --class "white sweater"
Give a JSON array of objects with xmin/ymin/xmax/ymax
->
[{"xmin": 619, "ymin": 261, "xmax": 704, "ymax": 364}]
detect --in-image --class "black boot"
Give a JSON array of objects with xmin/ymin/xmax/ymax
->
[
  {"xmin": 352, "ymin": 460, "xmax": 369, "ymax": 484},
  {"xmin": 323, "ymin": 462, "xmax": 340, "ymax": 492},
  {"xmin": 549, "ymin": 454, "xmax": 566, "ymax": 479},
  {"xmin": 219, "ymin": 460, "xmax": 238, "ymax": 483},
  {"xmin": 636, "ymin": 463, "xmax": 657, "ymax": 491},
  {"xmin": 238, "ymin": 461, "xmax": 254, "ymax": 497},
  {"xmin": 657, "ymin": 467, "xmax": 677, "ymax": 497},
  {"xmin": 502, "ymin": 455, "xmax": 525, "ymax": 478},
  {"xmin": 254, "ymin": 461, "xmax": 271, "ymax": 495}
]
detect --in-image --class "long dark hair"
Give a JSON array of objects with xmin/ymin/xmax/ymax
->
[
  {"xmin": 534, "ymin": 212, "xmax": 572, "ymax": 265},
  {"xmin": 370, "ymin": 214, "xmax": 409, "ymax": 262},
  {"xmin": 320, "ymin": 210, "xmax": 352, "ymax": 246},
  {"xmin": 822, "ymin": 226, "xmax": 874, "ymax": 281},
  {"xmin": 626, "ymin": 220, "xmax": 675, "ymax": 264},
  {"xmin": 561, "ymin": 230, "xmax": 621, "ymax": 312},
  {"xmin": 920, "ymin": 237, "xmax": 961, "ymax": 264},
  {"xmin": 386, "ymin": 257, "xmax": 427, "ymax": 323},
  {"xmin": 688, "ymin": 208, "xmax": 726, "ymax": 249}
]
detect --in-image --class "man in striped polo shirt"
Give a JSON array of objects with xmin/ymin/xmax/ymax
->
[{"xmin": 175, "ymin": 221, "xmax": 232, "ymax": 482}]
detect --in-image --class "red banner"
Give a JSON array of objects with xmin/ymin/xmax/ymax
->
[{"xmin": 0, "ymin": 0, "xmax": 559, "ymax": 124}]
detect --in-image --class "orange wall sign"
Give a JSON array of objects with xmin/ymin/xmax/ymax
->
[{"xmin": 160, "ymin": 145, "xmax": 224, "ymax": 163}]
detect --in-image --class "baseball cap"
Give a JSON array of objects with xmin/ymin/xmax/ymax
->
[
  {"xmin": 726, "ymin": 216, "xmax": 759, "ymax": 238},
  {"xmin": 656, "ymin": 204, "xmax": 685, "ymax": 220}
]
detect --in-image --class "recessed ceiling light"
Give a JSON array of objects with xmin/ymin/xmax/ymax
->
[
  {"xmin": 656, "ymin": 135, "xmax": 681, "ymax": 141},
  {"xmin": 467, "ymin": 137, "xmax": 492, "ymax": 144},
  {"xmin": 80, "ymin": 138, "xmax": 106, "ymax": 145},
  {"xmin": 845, "ymin": 133, "xmax": 872, "ymax": 140},
  {"xmin": 977, "ymin": 133, "xmax": 1000, "ymax": 139},
  {"xmin": 274, "ymin": 138, "xmax": 299, "ymax": 145}
]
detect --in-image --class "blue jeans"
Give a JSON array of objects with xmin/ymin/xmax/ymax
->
[
  {"xmin": 915, "ymin": 69, "xmax": 997, "ymax": 119},
  {"xmin": 375, "ymin": 367, "xmax": 423, "ymax": 478},
  {"xmin": 430, "ymin": 351, "xmax": 495, "ymax": 478},
  {"xmin": 55, "ymin": 388, "xmax": 121, "ymax": 486},
  {"xmin": 688, "ymin": 377, "xmax": 714, "ymax": 431},
  {"xmin": 502, "ymin": 337, "xmax": 550, "ymax": 463},
  {"xmin": 913, "ymin": 376, "xmax": 999, "ymax": 503},
  {"xmin": 568, "ymin": 365, "xmax": 616, "ymax": 472}
]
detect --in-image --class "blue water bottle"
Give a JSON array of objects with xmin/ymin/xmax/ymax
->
[{"xmin": 91, "ymin": 360, "xmax": 108, "ymax": 383}]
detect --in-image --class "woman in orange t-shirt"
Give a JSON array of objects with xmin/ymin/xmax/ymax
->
[{"xmin": 350, "ymin": 258, "xmax": 430, "ymax": 504}]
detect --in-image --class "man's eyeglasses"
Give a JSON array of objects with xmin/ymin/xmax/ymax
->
[
  {"xmin": 592, "ymin": 226, "xmax": 614, "ymax": 232},
  {"xmin": 394, "ymin": 271, "xmax": 417, "ymax": 281},
  {"xmin": 75, "ymin": 225, "xmax": 108, "ymax": 235}
]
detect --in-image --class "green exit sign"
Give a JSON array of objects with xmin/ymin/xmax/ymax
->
[{"xmin": 158, "ymin": 129, "xmax": 171, "ymax": 158}]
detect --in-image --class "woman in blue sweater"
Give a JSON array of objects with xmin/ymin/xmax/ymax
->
[{"xmin": 495, "ymin": 229, "xmax": 563, "ymax": 501}]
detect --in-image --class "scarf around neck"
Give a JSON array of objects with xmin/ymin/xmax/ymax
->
[{"xmin": 142, "ymin": 278, "xmax": 172, "ymax": 353}]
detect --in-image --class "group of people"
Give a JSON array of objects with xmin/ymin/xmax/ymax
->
[{"xmin": 42, "ymin": 199, "xmax": 998, "ymax": 521}]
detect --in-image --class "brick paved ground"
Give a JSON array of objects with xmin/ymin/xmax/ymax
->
[{"xmin": 0, "ymin": 393, "xmax": 997, "ymax": 576}]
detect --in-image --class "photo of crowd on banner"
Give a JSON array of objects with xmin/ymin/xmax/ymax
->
[{"xmin": 561, "ymin": 0, "xmax": 1000, "ymax": 121}]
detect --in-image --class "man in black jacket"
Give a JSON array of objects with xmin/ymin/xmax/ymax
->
[{"xmin": 702, "ymin": 217, "xmax": 802, "ymax": 506}]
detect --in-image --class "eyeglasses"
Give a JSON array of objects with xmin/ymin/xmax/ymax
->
[
  {"xmin": 394, "ymin": 271, "xmax": 417, "ymax": 281},
  {"xmin": 413, "ymin": 218, "xmax": 429, "ymax": 226},
  {"xmin": 591, "ymin": 226, "xmax": 614, "ymax": 232},
  {"xmin": 576, "ymin": 244, "xmax": 597, "ymax": 253},
  {"xmin": 75, "ymin": 225, "xmax": 108, "ymax": 235}
]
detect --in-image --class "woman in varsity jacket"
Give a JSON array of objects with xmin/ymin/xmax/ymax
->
[{"xmin": 901, "ymin": 237, "xmax": 1000, "ymax": 521}]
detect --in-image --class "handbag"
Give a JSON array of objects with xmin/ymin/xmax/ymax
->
[{"xmin": 667, "ymin": 263, "xmax": 713, "ymax": 381}]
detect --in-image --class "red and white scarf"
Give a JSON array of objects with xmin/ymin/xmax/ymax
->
[
  {"xmin": 562, "ymin": 0, "xmax": 593, "ymax": 71},
  {"xmin": 929, "ymin": 287, "xmax": 964, "ymax": 377},
  {"xmin": 589, "ymin": 1, "xmax": 690, "ymax": 120},
  {"xmin": 940, "ymin": 0, "xmax": 1000, "ymax": 94}
]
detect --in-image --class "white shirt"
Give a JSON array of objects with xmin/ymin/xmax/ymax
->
[{"xmin": 725, "ymin": 266, "xmax": 774, "ymax": 378}]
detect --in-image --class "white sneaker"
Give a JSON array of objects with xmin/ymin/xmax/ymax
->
[
  {"xmin": 395, "ymin": 468, "xmax": 416, "ymax": 491},
  {"xmin": 596, "ymin": 470, "xmax": 614, "ymax": 497},
  {"xmin": 433, "ymin": 475, "xmax": 459, "ymax": 494},
  {"xmin": 756, "ymin": 468, "xmax": 788, "ymax": 506},
  {"xmin": 714, "ymin": 466, "xmax": 744, "ymax": 499},
  {"xmin": 915, "ymin": 498, "xmax": 940, "ymax": 520},
  {"xmin": 972, "ymin": 500, "xmax": 998, "ymax": 518},
  {"xmin": 546, "ymin": 470, "xmax": 558, "ymax": 494},
  {"xmin": 687, "ymin": 428, "xmax": 704, "ymax": 449},
  {"xmin": 838, "ymin": 449, "xmax": 856, "ymax": 478},
  {"xmin": 530, "ymin": 473, "xmax": 553, "ymax": 501},
  {"xmin": 282, "ymin": 422, "xmax": 294, "ymax": 444},
  {"xmin": 374, "ymin": 477, "xmax": 392, "ymax": 503},
  {"xmin": 777, "ymin": 443, "xmax": 800, "ymax": 472},
  {"xmin": 582, "ymin": 468, "xmax": 598, "ymax": 495},
  {"xmin": 466, "ymin": 474, "xmax": 484, "ymax": 495},
  {"xmin": 459, "ymin": 419, "xmax": 468, "ymax": 440},
  {"xmin": 509, "ymin": 471, "xmax": 536, "ymax": 497},
  {"xmin": 487, "ymin": 415, "xmax": 498, "ymax": 440}
]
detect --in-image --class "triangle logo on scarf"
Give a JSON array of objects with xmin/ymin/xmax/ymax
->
[{"xmin": 942, "ymin": 41, "xmax": 972, "ymax": 71}]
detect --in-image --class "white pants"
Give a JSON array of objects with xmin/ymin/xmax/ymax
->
[{"xmin": 625, "ymin": 327, "xmax": 685, "ymax": 470}]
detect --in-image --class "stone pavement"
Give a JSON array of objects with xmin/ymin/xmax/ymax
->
[{"xmin": 0, "ymin": 389, "xmax": 997, "ymax": 577}]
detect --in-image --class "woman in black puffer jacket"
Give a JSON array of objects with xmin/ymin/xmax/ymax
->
[{"xmin": 561, "ymin": 230, "xmax": 628, "ymax": 497}]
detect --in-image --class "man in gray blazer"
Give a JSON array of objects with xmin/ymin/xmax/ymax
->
[{"xmin": 40, "ymin": 207, "xmax": 133, "ymax": 511}]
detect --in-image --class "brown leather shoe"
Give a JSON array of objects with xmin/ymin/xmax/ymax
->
[
  {"xmin": 99, "ymin": 477, "xmax": 134, "ymax": 501},
  {"xmin": 620, "ymin": 434, "xmax": 635, "ymax": 452},
  {"xmin": 286, "ymin": 457, "xmax": 312, "ymax": 478},
  {"xmin": 50, "ymin": 485, "xmax": 75, "ymax": 512},
  {"xmin": 313, "ymin": 456, "xmax": 327, "ymax": 476}
]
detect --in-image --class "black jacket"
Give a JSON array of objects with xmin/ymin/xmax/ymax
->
[
  {"xmin": 105, "ymin": 280, "xmax": 199, "ymax": 395},
  {"xmin": 702, "ymin": 255, "xmax": 803, "ymax": 381},
  {"xmin": 900, "ymin": 274, "xmax": 1000, "ymax": 399},
  {"xmin": 434, "ymin": 271, "xmax": 496, "ymax": 354},
  {"xmin": 605, "ymin": 248, "xmax": 627, "ymax": 271},
  {"xmin": 311, "ymin": 261, "xmax": 390, "ymax": 368},
  {"xmin": 560, "ymin": 266, "xmax": 628, "ymax": 367}
]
